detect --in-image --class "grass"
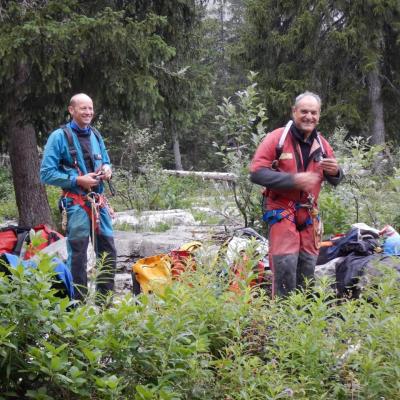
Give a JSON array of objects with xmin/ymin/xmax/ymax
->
[
  {"xmin": 191, "ymin": 208, "xmax": 223, "ymax": 225},
  {"xmin": 113, "ymin": 221, "xmax": 172, "ymax": 233}
]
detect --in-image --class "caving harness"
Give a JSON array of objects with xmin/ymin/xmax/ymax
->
[
  {"xmin": 60, "ymin": 125, "xmax": 115, "ymax": 237},
  {"xmin": 60, "ymin": 191, "xmax": 114, "ymax": 232},
  {"xmin": 262, "ymin": 194, "xmax": 323, "ymax": 248},
  {"xmin": 262, "ymin": 120, "xmax": 325, "ymax": 248}
]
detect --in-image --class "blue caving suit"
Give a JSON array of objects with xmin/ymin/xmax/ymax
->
[{"xmin": 40, "ymin": 121, "xmax": 116, "ymax": 301}]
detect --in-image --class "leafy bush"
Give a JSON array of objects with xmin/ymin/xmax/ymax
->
[
  {"xmin": 0, "ymin": 166, "xmax": 62, "ymax": 228},
  {"xmin": 329, "ymin": 129, "xmax": 400, "ymax": 230},
  {"xmin": 213, "ymin": 78, "xmax": 400, "ymax": 234},
  {"xmin": 46, "ymin": 186, "xmax": 64, "ymax": 232},
  {"xmin": 318, "ymin": 190, "xmax": 352, "ymax": 236},
  {"xmin": 2, "ymin": 252, "xmax": 400, "ymax": 399},
  {"xmin": 112, "ymin": 171, "xmax": 220, "ymax": 212},
  {"xmin": 214, "ymin": 72, "xmax": 268, "ymax": 230}
]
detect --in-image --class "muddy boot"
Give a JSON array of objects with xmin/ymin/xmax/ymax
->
[
  {"xmin": 296, "ymin": 252, "xmax": 318, "ymax": 291},
  {"xmin": 271, "ymin": 254, "xmax": 298, "ymax": 297}
]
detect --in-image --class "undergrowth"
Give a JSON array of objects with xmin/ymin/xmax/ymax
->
[{"xmin": 1, "ymin": 253, "xmax": 400, "ymax": 399}]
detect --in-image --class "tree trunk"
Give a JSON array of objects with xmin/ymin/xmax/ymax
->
[
  {"xmin": 171, "ymin": 121, "xmax": 183, "ymax": 170},
  {"xmin": 367, "ymin": 69, "xmax": 386, "ymax": 145},
  {"xmin": 8, "ymin": 63, "xmax": 53, "ymax": 227}
]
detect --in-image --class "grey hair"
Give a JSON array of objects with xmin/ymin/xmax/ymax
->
[{"xmin": 294, "ymin": 91, "xmax": 322, "ymax": 107}]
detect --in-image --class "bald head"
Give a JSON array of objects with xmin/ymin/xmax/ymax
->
[
  {"xmin": 69, "ymin": 93, "xmax": 93, "ymax": 107},
  {"xmin": 68, "ymin": 93, "xmax": 94, "ymax": 129}
]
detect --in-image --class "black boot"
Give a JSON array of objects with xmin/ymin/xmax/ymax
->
[
  {"xmin": 296, "ymin": 252, "xmax": 318, "ymax": 291},
  {"xmin": 95, "ymin": 234, "xmax": 116, "ymax": 302},
  {"xmin": 272, "ymin": 254, "xmax": 298, "ymax": 297}
]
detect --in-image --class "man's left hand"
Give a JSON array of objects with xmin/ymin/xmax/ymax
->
[{"xmin": 320, "ymin": 158, "xmax": 339, "ymax": 176}]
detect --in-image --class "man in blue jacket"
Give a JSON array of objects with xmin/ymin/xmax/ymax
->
[{"xmin": 41, "ymin": 93, "xmax": 116, "ymax": 303}]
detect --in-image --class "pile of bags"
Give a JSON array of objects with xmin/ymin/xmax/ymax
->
[
  {"xmin": 131, "ymin": 228, "xmax": 270, "ymax": 295},
  {"xmin": 131, "ymin": 241, "xmax": 201, "ymax": 295},
  {"xmin": 0, "ymin": 224, "xmax": 74, "ymax": 299},
  {"xmin": 131, "ymin": 222, "xmax": 400, "ymax": 299},
  {"xmin": 316, "ymin": 223, "xmax": 400, "ymax": 298}
]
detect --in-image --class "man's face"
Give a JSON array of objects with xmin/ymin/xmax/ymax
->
[
  {"xmin": 292, "ymin": 96, "xmax": 320, "ymax": 137},
  {"xmin": 68, "ymin": 97, "xmax": 94, "ymax": 128}
]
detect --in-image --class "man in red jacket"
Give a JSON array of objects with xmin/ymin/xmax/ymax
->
[{"xmin": 250, "ymin": 92, "xmax": 343, "ymax": 297}]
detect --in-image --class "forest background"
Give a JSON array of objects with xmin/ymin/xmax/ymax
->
[
  {"xmin": 0, "ymin": 0, "xmax": 399, "ymax": 230},
  {"xmin": 2, "ymin": 2, "xmax": 400, "ymax": 400}
]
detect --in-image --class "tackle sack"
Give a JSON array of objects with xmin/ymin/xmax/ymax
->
[
  {"xmin": 23, "ymin": 224, "xmax": 64, "ymax": 259},
  {"xmin": 0, "ymin": 226, "xmax": 30, "ymax": 256},
  {"xmin": 229, "ymin": 255, "xmax": 270, "ymax": 294},
  {"xmin": 131, "ymin": 241, "xmax": 202, "ymax": 295},
  {"xmin": 169, "ymin": 241, "xmax": 201, "ymax": 278},
  {"xmin": 316, "ymin": 227, "xmax": 378, "ymax": 266},
  {"xmin": 224, "ymin": 228, "xmax": 271, "ymax": 294},
  {"xmin": 0, "ymin": 224, "xmax": 63, "ymax": 259},
  {"xmin": 131, "ymin": 254, "xmax": 172, "ymax": 295}
]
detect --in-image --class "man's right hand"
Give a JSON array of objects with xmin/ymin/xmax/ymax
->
[
  {"xmin": 76, "ymin": 173, "xmax": 100, "ymax": 191},
  {"xmin": 293, "ymin": 172, "xmax": 320, "ymax": 192}
]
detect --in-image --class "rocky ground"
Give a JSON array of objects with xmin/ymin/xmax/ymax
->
[{"xmin": 36, "ymin": 208, "xmax": 242, "ymax": 296}]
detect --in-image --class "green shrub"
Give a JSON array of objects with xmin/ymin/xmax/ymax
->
[
  {"xmin": 319, "ymin": 190, "xmax": 352, "ymax": 236},
  {"xmin": 112, "ymin": 171, "xmax": 217, "ymax": 212},
  {"xmin": 332, "ymin": 130, "xmax": 400, "ymax": 229},
  {"xmin": 0, "ymin": 199, "xmax": 18, "ymax": 222},
  {"xmin": 0, "ymin": 165, "xmax": 18, "ymax": 222},
  {"xmin": 191, "ymin": 209, "xmax": 222, "ymax": 225},
  {"xmin": 0, "ymin": 166, "xmax": 62, "ymax": 228},
  {"xmin": 2, "ymin": 252, "xmax": 400, "ymax": 399},
  {"xmin": 214, "ymin": 72, "xmax": 268, "ymax": 230},
  {"xmin": 46, "ymin": 186, "xmax": 64, "ymax": 232}
]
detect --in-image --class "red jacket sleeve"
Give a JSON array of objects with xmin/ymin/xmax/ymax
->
[{"xmin": 250, "ymin": 129, "xmax": 282, "ymax": 172}]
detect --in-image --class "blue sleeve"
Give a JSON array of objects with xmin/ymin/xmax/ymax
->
[{"xmin": 40, "ymin": 129, "xmax": 77, "ymax": 189}]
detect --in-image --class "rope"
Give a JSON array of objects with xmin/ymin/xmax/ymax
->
[
  {"xmin": 86, "ymin": 192, "xmax": 101, "ymax": 255},
  {"xmin": 86, "ymin": 192, "xmax": 101, "ymax": 289}
]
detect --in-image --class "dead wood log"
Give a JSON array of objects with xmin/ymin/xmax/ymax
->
[{"xmin": 160, "ymin": 169, "xmax": 238, "ymax": 182}]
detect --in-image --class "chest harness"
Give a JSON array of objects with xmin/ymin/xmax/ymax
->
[
  {"xmin": 60, "ymin": 125, "xmax": 114, "ymax": 234},
  {"xmin": 262, "ymin": 120, "xmax": 326, "ymax": 245}
]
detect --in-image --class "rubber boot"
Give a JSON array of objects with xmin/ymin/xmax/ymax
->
[
  {"xmin": 95, "ymin": 234, "xmax": 116, "ymax": 305},
  {"xmin": 271, "ymin": 254, "xmax": 298, "ymax": 297},
  {"xmin": 296, "ymin": 251, "xmax": 318, "ymax": 291}
]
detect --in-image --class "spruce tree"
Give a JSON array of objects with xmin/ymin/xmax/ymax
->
[
  {"xmin": 241, "ymin": 0, "xmax": 400, "ymax": 143},
  {"xmin": 0, "ymin": 0, "xmax": 174, "ymax": 226}
]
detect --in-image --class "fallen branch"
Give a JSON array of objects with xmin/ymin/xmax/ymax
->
[{"xmin": 160, "ymin": 169, "xmax": 238, "ymax": 182}]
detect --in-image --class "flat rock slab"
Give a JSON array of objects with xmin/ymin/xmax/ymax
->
[
  {"xmin": 113, "ymin": 209, "xmax": 196, "ymax": 229},
  {"xmin": 40, "ymin": 224, "xmax": 229, "ymax": 272},
  {"xmin": 116, "ymin": 225, "xmax": 220, "ymax": 255}
]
